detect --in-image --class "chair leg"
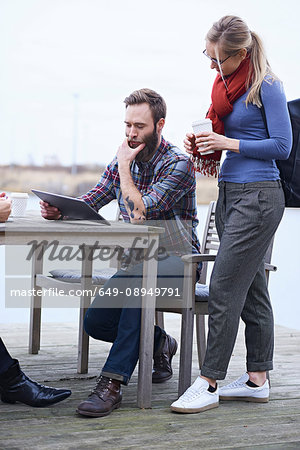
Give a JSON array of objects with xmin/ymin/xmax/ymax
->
[
  {"xmin": 178, "ymin": 308, "xmax": 194, "ymax": 397},
  {"xmin": 29, "ymin": 299, "xmax": 42, "ymax": 354},
  {"xmin": 195, "ymin": 314, "xmax": 206, "ymax": 369},
  {"xmin": 155, "ymin": 311, "xmax": 165, "ymax": 330}
]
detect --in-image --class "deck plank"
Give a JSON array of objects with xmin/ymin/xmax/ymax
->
[{"xmin": 0, "ymin": 316, "xmax": 299, "ymax": 449}]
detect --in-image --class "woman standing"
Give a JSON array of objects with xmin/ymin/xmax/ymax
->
[{"xmin": 171, "ymin": 15, "xmax": 292, "ymax": 414}]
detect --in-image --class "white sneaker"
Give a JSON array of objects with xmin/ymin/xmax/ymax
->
[
  {"xmin": 219, "ymin": 373, "xmax": 269, "ymax": 403},
  {"xmin": 170, "ymin": 376, "xmax": 219, "ymax": 413}
]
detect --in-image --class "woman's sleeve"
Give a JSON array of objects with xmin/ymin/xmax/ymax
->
[{"xmin": 239, "ymin": 80, "xmax": 292, "ymax": 160}]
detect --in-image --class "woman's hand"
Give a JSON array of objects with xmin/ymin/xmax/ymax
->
[
  {"xmin": 194, "ymin": 131, "xmax": 240, "ymax": 153},
  {"xmin": 0, "ymin": 195, "xmax": 11, "ymax": 222},
  {"xmin": 183, "ymin": 133, "xmax": 196, "ymax": 155}
]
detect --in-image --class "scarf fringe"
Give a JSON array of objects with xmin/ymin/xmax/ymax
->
[{"xmin": 192, "ymin": 156, "xmax": 220, "ymax": 177}]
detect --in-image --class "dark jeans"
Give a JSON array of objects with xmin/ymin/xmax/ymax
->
[
  {"xmin": 84, "ymin": 255, "xmax": 186, "ymax": 385},
  {"xmin": 201, "ymin": 180, "xmax": 285, "ymax": 380}
]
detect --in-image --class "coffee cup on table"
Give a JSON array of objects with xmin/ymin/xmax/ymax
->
[
  {"xmin": 10, "ymin": 192, "xmax": 29, "ymax": 217},
  {"xmin": 192, "ymin": 118, "xmax": 215, "ymax": 155}
]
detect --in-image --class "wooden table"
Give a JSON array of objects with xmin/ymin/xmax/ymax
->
[{"xmin": 1, "ymin": 212, "xmax": 164, "ymax": 408}]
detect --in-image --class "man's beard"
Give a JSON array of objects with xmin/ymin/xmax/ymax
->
[{"xmin": 128, "ymin": 126, "xmax": 159, "ymax": 162}]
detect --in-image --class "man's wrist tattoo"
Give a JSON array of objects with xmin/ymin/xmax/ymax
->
[{"xmin": 125, "ymin": 196, "xmax": 146, "ymax": 221}]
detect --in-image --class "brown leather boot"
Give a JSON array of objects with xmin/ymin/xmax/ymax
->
[
  {"xmin": 152, "ymin": 334, "xmax": 178, "ymax": 383},
  {"xmin": 77, "ymin": 376, "xmax": 122, "ymax": 417}
]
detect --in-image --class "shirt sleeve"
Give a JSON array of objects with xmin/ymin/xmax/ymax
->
[
  {"xmin": 239, "ymin": 79, "xmax": 292, "ymax": 160},
  {"xmin": 142, "ymin": 157, "xmax": 195, "ymax": 219},
  {"xmin": 80, "ymin": 159, "xmax": 117, "ymax": 211}
]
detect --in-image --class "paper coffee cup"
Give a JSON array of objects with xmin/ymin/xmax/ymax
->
[
  {"xmin": 10, "ymin": 192, "xmax": 29, "ymax": 217},
  {"xmin": 192, "ymin": 118, "xmax": 215, "ymax": 155}
]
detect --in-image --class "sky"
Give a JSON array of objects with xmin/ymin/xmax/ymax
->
[{"xmin": 1, "ymin": 0, "xmax": 300, "ymax": 166}]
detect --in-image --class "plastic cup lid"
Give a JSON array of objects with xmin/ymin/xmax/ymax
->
[
  {"xmin": 192, "ymin": 118, "xmax": 212, "ymax": 127},
  {"xmin": 10, "ymin": 192, "xmax": 29, "ymax": 198}
]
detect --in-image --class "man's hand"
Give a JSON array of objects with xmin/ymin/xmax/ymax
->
[
  {"xmin": 117, "ymin": 138, "xmax": 145, "ymax": 167},
  {"xmin": 117, "ymin": 140, "xmax": 146, "ymax": 223},
  {"xmin": 0, "ymin": 193, "xmax": 11, "ymax": 222},
  {"xmin": 40, "ymin": 200, "xmax": 62, "ymax": 220}
]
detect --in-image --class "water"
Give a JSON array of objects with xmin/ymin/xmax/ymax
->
[{"xmin": 1, "ymin": 196, "xmax": 299, "ymax": 330}]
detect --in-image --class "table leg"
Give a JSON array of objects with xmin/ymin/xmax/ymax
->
[
  {"xmin": 29, "ymin": 244, "xmax": 44, "ymax": 354},
  {"xmin": 77, "ymin": 245, "xmax": 93, "ymax": 374}
]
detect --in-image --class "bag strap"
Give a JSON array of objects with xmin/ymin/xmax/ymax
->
[{"xmin": 259, "ymin": 92, "xmax": 269, "ymax": 137}]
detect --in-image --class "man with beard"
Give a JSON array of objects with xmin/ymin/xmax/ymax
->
[{"xmin": 40, "ymin": 88, "xmax": 201, "ymax": 418}]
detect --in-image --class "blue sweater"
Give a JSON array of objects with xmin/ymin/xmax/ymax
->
[{"xmin": 220, "ymin": 79, "xmax": 292, "ymax": 183}]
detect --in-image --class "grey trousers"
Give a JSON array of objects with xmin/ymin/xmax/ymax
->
[{"xmin": 201, "ymin": 180, "xmax": 285, "ymax": 380}]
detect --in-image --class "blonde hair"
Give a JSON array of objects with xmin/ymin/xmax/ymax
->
[{"xmin": 206, "ymin": 15, "xmax": 277, "ymax": 107}]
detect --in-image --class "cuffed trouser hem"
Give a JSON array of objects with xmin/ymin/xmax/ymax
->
[
  {"xmin": 101, "ymin": 370, "xmax": 129, "ymax": 385},
  {"xmin": 246, "ymin": 361, "xmax": 273, "ymax": 372},
  {"xmin": 200, "ymin": 366, "xmax": 226, "ymax": 381}
]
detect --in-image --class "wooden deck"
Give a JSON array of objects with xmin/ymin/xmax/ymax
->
[{"xmin": 1, "ymin": 315, "xmax": 299, "ymax": 449}]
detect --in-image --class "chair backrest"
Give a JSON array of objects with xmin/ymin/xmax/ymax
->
[
  {"xmin": 198, "ymin": 201, "xmax": 219, "ymax": 285},
  {"xmin": 115, "ymin": 205, "xmax": 123, "ymax": 222}
]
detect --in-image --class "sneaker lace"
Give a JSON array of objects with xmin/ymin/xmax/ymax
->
[
  {"xmin": 225, "ymin": 379, "xmax": 245, "ymax": 389},
  {"xmin": 179, "ymin": 385, "xmax": 206, "ymax": 402}
]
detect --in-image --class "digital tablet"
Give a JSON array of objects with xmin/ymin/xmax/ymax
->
[{"xmin": 32, "ymin": 189, "xmax": 111, "ymax": 225}]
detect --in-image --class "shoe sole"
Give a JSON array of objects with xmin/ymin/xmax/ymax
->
[
  {"xmin": 76, "ymin": 400, "xmax": 122, "ymax": 417},
  {"xmin": 152, "ymin": 373, "xmax": 173, "ymax": 384},
  {"xmin": 170, "ymin": 402, "xmax": 219, "ymax": 414},
  {"xmin": 1, "ymin": 392, "xmax": 72, "ymax": 407},
  {"xmin": 219, "ymin": 395, "xmax": 269, "ymax": 403},
  {"xmin": 152, "ymin": 339, "xmax": 178, "ymax": 384}
]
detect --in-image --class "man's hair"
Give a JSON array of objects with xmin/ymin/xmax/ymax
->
[{"xmin": 124, "ymin": 88, "xmax": 166, "ymax": 124}]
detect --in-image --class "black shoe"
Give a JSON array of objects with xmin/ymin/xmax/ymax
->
[
  {"xmin": 152, "ymin": 334, "xmax": 178, "ymax": 383},
  {"xmin": 77, "ymin": 376, "xmax": 122, "ymax": 417},
  {"xmin": 0, "ymin": 360, "xmax": 71, "ymax": 407}
]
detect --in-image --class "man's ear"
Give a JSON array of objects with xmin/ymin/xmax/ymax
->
[{"xmin": 156, "ymin": 118, "xmax": 165, "ymax": 132}]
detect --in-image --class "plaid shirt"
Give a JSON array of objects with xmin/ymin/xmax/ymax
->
[{"xmin": 81, "ymin": 137, "xmax": 201, "ymax": 255}]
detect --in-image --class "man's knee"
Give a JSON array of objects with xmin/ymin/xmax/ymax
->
[
  {"xmin": 83, "ymin": 309, "xmax": 97, "ymax": 338},
  {"xmin": 84, "ymin": 308, "xmax": 118, "ymax": 342}
]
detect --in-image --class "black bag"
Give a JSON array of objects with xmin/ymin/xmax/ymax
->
[
  {"xmin": 276, "ymin": 99, "xmax": 300, "ymax": 207},
  {"xmin": 261, "ymin": 98, "xmax": 300, "ymax": 207}
]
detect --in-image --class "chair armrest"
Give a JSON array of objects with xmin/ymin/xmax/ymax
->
[
  {"xmin": 182, "ymin": 255, "xmax": 276, "ymax": 271},
  {"xmin": 181, "ymin": 253, "xmax": 216, "ymax": 263},
  {"xmin": 264, "ymin": 263, "xmax": 277, "ymax": 272}
]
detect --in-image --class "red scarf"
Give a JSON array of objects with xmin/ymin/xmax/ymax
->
[{"xmin": 193, "ymin": 56, "xmax": 251, "ymax": 176}]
